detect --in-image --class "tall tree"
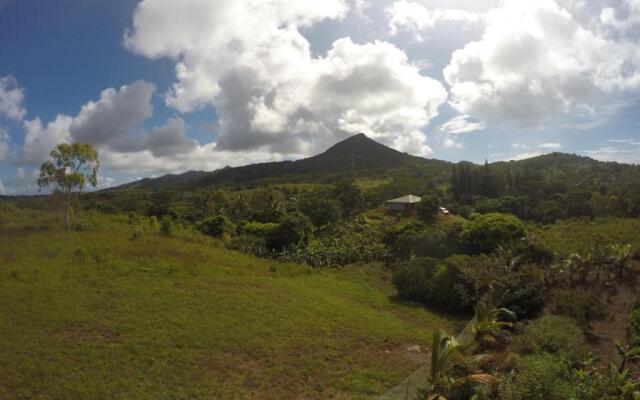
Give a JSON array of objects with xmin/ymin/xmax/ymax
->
[{"xmin": 37, "ymin": 143, "xmax": 99, "ymax": 230}]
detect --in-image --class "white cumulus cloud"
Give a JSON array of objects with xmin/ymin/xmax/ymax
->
[
  {"xmin": 0, "ymin": 75, "xmax": 26, "ymax": 121},
  {"xmin": 387, "ymin": 0, "xmax": 482, "ymax": 39},
  {"xmin": 124, "ymin": 0, "xmax": 448, "ymax": 157},
  {"xmin": 444, "ymin": 0, "xmax": 640, "ymax": 127}
]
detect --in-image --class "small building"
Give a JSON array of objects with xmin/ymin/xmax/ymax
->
[
  {"xmin": 439, "ymin": 207, "xmax": 450, "ymax": 215},
  {"xmin": 386, "ymin": 194, "xmax": 421, "ymax": 211}
]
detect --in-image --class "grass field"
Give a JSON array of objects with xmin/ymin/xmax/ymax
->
[
  {"xmin": 0, "ymin": 208, "xmax": 457, "ymax": 399},
  {"xmin": 538, "ymin": 218, "xmax": 640, "ymax": 255}
]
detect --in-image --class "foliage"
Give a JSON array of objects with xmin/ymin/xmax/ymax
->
[
  {"xmin": 392, "ymin": 256, "xmax": 474, "ymax": 312},
  {"xmin": 550, "ymin": 290, "xmax": 605, "ymax": 324},
  {"xmin": 197, "ymin": 215, "xmax": 236, "ymax": 237},
  {"xmin": 459, "ymin": 213, "xmax": 527, "ymax": 254},
  {"xmin": 497, "ymin": 354, "xmax": 573, "ymax": 400},
  {"xmin": 37, "ymin": 142, "xmax": 99, "ymax": 229},
  {"xmin": 298, "ymin": 194, "xmax": 342, "ymax": 227},
  {"xmin": 513, "ymin": 315, "xmax": 590, "ymax": 367},
  {"xmin": 160, "ymin": 215, "xmax": 174, "ymax": 236},
  {"xmin": 266, "ymin": 213, "xmax": 313, "ymax": 251},
  {"xmin": 418, "ymin": 195, "xmax": 440, "ymax": 223}
]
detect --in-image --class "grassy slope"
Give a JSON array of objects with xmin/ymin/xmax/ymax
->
[
  {"xmin": 538, "ymin": 218, "xmax": 640, "ymax": 254},
  {"xmin": 0, "ymin": 210, "xmax": 456, "ymax": 399}
]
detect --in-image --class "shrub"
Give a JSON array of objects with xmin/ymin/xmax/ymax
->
[
  {"xmin": 236, "ymin": 221, "xmax": 279, "ymax": 237},
  {"xmin": 266, "ymin": 213, "xmax": 313, "ymax": 251},
  {"xmin": 514, "ymin": 315, "xmax": 590, "ymax": 366},
  {"xmin": 498, "ymin": 354, "xmax": 573, "ymax": 400},
  {"xmin": 160, "ymin": 216, "xmax": 173, "ymax": 236},
  {"xmin": 417, "ymin": 194, "xmax": 439, "ymax": 223},
  {"xmin": 459, "ymin": 212, "xmax": 527, "ymax": 254},
  {"xmin": 627, "ymin": 306, "xmax": 640, "ymax": 345},
  {"xmin": 551, "ymin": 290, "xmax": 605, "ymax": 324},
  {"xmin": 197, "ymin": 215, "xmax": 235, "ymax": 238},
  {"xmin": 496, "ymin": 270, "xmax": 545, "ymax": 320},
  {"xmin": 392, "ymin": 256, "xmax": 474, "ymax": 312},
  {"xmin": 299, "ymin": 197, "xmax": 342, "ymax": 227}
]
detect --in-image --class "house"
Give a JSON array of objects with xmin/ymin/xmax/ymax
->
[{"xmin": 386, "ymin": 194, "xmax": 421, "ymax": 211}]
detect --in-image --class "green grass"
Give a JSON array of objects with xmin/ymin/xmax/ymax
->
[
  {"xmin": 0, "ymin": 208, "xmax": 456, "ymax": 399},
  {"xmin": 538, "ymin": 218, "xmax": 640, "ymax": 255}
]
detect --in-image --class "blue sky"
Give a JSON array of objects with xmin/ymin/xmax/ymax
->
[{"xmin": 1, "ymin": 0, "xmax": 639, "ymax": 194}]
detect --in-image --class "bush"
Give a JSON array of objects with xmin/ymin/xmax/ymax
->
[
  {"xmin": 392, "ymin": 256, "xmax": 474, "ymax": 312},
  {"xmin": 197, "ymin": 215, "xmax": 235, "ymax": 237},
  {"xmin": 627, "ymin": 306, "xmax": 640, "ymax": 345},
  {"xmin": 459, "ymin": 212, "xmax": 527, "ymax": 254},
  {"xmin": 498, "ymin": 354, "xmax": 573, "ymax": 400},
  {"xmin": 551, "ymin": 290, "xmax": 605, "ymax": 324},
  {"xmin": 497, "ymin": 270, "xmax": 545, "ymax": 320},
  {"xmin": 299, "ymin": 196, "xmax": 342, "ymax": 227},
  {"xmin": 384, "ymin": 223, "xmax": 459, "ymax": 260},
  {"xmin": 417, "ymin": 195, "xmax": 439, "ymax": 223},
  {"xmin": 160, "ymin": 216, "xmax": 173, "ymax": 236},
  {"xmin": 237, "ymin": 221, "xmax": 279, "ymax": 237},
  {"xmin": 266, "ymin": 213, "xmax": 313, "ymax": 251},
  {"xmin": 514, "ymin": 315, "xmax": 590, "ymax": 366}
]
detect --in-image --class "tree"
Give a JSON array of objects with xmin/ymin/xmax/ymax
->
[
  {"xmin": 459, "ymin": 213, "xmax": 527, "ymax": 254},
  {"xmin": 266, "ymin": 213, "xmax": 313, "ymax": 251},
  {"xmin": 418, "ymin": 195, "xmax": 440, "ymax": 223},
  {"xmin": 37, "ymin": 143, "xmax": 99, "ymax": 230}
]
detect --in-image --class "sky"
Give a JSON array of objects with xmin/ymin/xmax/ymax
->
[{"xmin": 1, "ymin": 0, "xmax": 640, "ymax": 195}]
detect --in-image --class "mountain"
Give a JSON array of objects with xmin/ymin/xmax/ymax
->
[{"xmin": 106, "ymin": 133, "xmax": 451, "ymax": 191}]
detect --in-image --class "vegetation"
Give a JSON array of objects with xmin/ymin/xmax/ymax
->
[{"xmin": 4, "ymin": 136, "xmax": 640, "ymax": 398}]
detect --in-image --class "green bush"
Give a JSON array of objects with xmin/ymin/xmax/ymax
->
[
  {"xmin": 514, "ymin": 315, "xmax": 590, "ymax": 366},
  {"xmin": 459, "ymin": 212, "xmax": 527, "ymax": 254},
  {"xmin": 627, "ymin": 306, "xmax": 640, "ymax": 345},
  {"xmin": 496, "ymin": 271, "xmax": 545, "ymax": 320},
  {"xmin": 237, "ymin": 220, "xmax": 278, "ymax": 237},
  {"xmin": 160, "ymin": 216, "xmax": 173, "ymax": 236},
  {"xmin": 266, "ymin": 213, "xmax": 313, "ymax": 251},
  {"xmin": 392, "ymin": 256, "xmax": 474, "ymax": 312},
  {"xmin": 551, "ymin": 290, "xmax": 605, "ymax": 324},
  {"xmin": 498, "ymin": 354, "xmax": 573, "ymax": 400},
  {"xmin": 197, "ymin": 215, "xmax": 236, "ymax": 237},
  {"xmin": 417, "ymin": 194, "xmax": 439, "ymax": 223},
  {"xmin": 299, "ymin": 196, "xmax": 342, "ymax": 227}
]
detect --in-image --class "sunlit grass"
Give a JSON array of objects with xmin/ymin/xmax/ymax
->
[{"xmin": 0, "ymin": 207, "xmax": 456, "ymax": 399}]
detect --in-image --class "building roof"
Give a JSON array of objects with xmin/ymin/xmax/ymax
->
[{"xmin": 386, "ymin": 194, "xmax": 422, "ymax": 204}]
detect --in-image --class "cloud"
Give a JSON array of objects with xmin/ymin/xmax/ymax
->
[
  {"xmin": 20, "ymin": 80, "xmax": 198, "ymax": 168},
  {"xmin": 70, "ymin": 80, "xmax": 154, "ymax": 146},
  {"xmin": 22, "ymin": 115, "xmax": 72, "ymax": 164},
  {"xmin": 0, "ymin": 178, "xmax": 5, "ymax": 195},
  {"xmin": 0, "ymin": 128, "xmax": 10, "ymax": 161},
  {"xmin": 584, "ymin": 144, "xmax": 640, "ymax": 164},
  {"xmin": 507, "ymin": 151, "xmax": 544, "ymax": 161},
  {"xmin": 439, "ymin": 115, "xmax": 485, "ymax": 134},
  {"xmin": 0, "ymin": 75, "xmax": 26, "ymax": 121},
  {"xmin": 124, "ymin": 0, "xmax": 447, "ymax": 157},
  {"xmin": 386, "ymin": 1, "xmax": 482, "ymax": 39},
  {"xmin": 600, "ymin": 0, "xmax": 640, "ymax": 32},
  {"xmin": 444, "ymin": 0, "xmax": 640, "ymax": 127},
  {"xmin": 539, "ymin": 142, "xmax": 563, "ymax": 149}
]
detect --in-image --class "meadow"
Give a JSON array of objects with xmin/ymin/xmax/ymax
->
[{"xmin": 0, "ymin": 207, "xmax": 457, "ymax": 399}]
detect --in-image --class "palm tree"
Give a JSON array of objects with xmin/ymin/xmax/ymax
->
[
  {"xmin": 426, "ymin": 329, "xmax": 492, "ymax": 399},
  {"xmin": 456, "ymin": 300, "xmax": 515, "ymax": 350},
  {"xmin": 616, "ymin": 341, "xmax": 640, "ymax": 372}
]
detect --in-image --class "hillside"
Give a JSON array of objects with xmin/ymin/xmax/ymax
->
[
  {"xmin": 0, "ymin": 208, "xmax": 458, "ymax": 399},
  {"xmin": 106, "ymin": 133, "xmax": 452, "ymax": 191}
]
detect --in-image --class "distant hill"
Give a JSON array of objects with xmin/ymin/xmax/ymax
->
[
  {"xmin": 106, "ymin": 133, "xmax": 451, "ymax": 191},
  {"xmin": 103, "ymin": 134, "xmax": 640, "ymax": 193}
]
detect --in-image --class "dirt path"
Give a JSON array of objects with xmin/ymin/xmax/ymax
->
[{"xmin": 589, "ymin": 282, "xmax": 637, "ymax": 369}]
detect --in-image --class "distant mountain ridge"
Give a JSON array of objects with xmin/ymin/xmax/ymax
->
[
  {"xmin": 106, "ymin": 133, "xmax": 639, "ymax": 192},
  {"xmin": 108, "ymin": 133, "xmax": 450, "ymax": 191}
]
